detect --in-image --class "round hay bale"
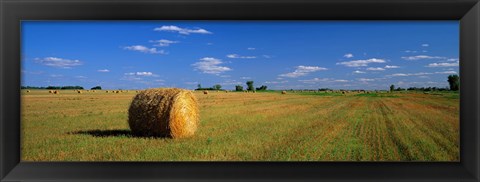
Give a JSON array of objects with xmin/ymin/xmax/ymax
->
[
  {"xmin": 225, "ymin": 90, "xmax": 229, "ymax": 93},
  {"xmin": 106, "ymin": 91, "xmax": 109, "ymax": 93},
  {"xmin": 281, "ymin": 91, "xmax": 287, "ymax": 94},
  {"xmin": 203, "ymin": 91, "xmax": 208, "ymax": 95},
  {"xmin": 53, "ymin": 90, "xmax": 59, "ymax": 94},
  {"xmin": 26, "ymin": 90, "xmax": 30, "ymax": 93},
  {"xmin": 48, "ymin": 90, "xmax": 53, "ymax": 93},
  {"xmin": 77, "ymin": 90, "xmax": 82, "ymax": 94},
  {"xmin": 128, "ymin": 88, "xmax": 199, "ymax": 138},
  {"xmin": 116, "ymin": 90, "xmax": 120, "ymax": 93}
]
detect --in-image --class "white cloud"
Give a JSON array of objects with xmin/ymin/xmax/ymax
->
[
  {"xmin": 436, "ymin": 71, "xmax": 458, "ymax": 74},
  {"xmin": 404, "ymin": 50, "xmax": 418, "ymax": 53},
  {"xmin": 421, "ymin": 44, "xmax": 429, "ymax": 47},
  {"xmin": 387, "ymin": 71, "xmax": 457, "ymax": 77},
  {"xmin": 384, "ymin": 65, "xmax": 400, "ymax": 69},
  {"xmin": 192, "ymin": 57, "xmax": 232, "ymax": 75},
  {"xmin": 49, "ymin": 74, "xmax": 63, "ymax": 78},
  {"xmin": 154, "ymin": 25, "xmax": 212, "ymax": 35},
  {"xmin": 357, "ymin": 78, "xmax": 375, "ymax": 82},
  {"xmin": 124, "ymin": 45, "xmax": 166, "ymax": 54},
  {"xmin": 124, "ymin": 72, "xmax": 156, "ymax": 76},
  {"xmin": 279, "ymin": 65, "xmax": 328, "ymax": 78},
  {"xmin": 447, "ymin": 58, "xmax": 459, "ymax": 62},
  {"xmin": 247, "ymin": 47, "xmax": 256, "ymax": 50},
  {"xmin": 265, "ymin": 80, "xmax": 289, "ymax": 84},
  {"xmin": 75, "ymin": 76, "xmax": 87, "ymax": 79},
  {"xmin": 336, "ymin": 58, "xmax": 386, "ymax": 67},
  {"xmin": 426, "ymin": 61, "xmax": 459, "ymax": 67},
  {"xmin": 401, "ymin": 55, "xmax": 445, "ymax": 60},
  {"xmin": 366, "ymin": 67, "xmax": 385, "ymax": 71},
  {"xmin": 240, "ymin": 77, "xmax": 251, "ymax": 80},
  {"xmin": 262, "ymin": 55, "xmax": 272, "ymax": 59},
  {"xmin": 344, "ymin": 53, "xmax": 354, "ymax": 58},
  {"xmin": 150, "ymin": 39, "xmax": 179, "ymax": 47},
  {"xmin": 220, "ymin": 80, "xmax": 243, "ymax": 85},
  {"xmin": 97, "ymin": 69, "xmax": 110, "ymax": 72},
  {"xmin": 353, "ymin": 70, "xmax": 366, "ymax": 74},
  {"xmin": 226, "ymin": 54, "xmax": 256, "ymax": 59},
  {"xmin": 35, "ymin": 57, "xmax": 83, "ymax": 68}
]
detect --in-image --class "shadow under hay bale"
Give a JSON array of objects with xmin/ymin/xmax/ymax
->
[
  {"xmin": 128, "ymin": 88, "xmax": 199, "ymax": 139},
  {"xmin": 68, "ymin": 129, "xmax": 167, "ymax": 138}
]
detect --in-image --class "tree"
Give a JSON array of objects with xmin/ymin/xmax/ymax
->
[
  {"xmin": 256, "ymin": 85, "xmax": 267, "ymax": 91},
  {"xmin": 91, "ymin": 86, "xmax": 102, "ymax": 90},
  {"xmin": 246, "ymin": 81, "xmax": 254, "ymax": 91},
  {"xmin": 235, "ymin": 85, "xmax": 243, "ymax": 91},
  {"xmin": 447, "ymin": 74, "xmax": 459, "ymax": 91},
  {"xmin": 213, "ymin": 84, "xmax": 222, "ymax": 90},
  {"xmin": 197, "ymin": 84, "xmax": 202, "ymax": 89},
  {"xmin": 390, "ymin": 84, "xmax": 395, "ymax": 92}
]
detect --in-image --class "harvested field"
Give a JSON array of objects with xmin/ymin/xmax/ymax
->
[{"xmin": 21, "ymin": 90, "xmax": 459, "ymax": 161}]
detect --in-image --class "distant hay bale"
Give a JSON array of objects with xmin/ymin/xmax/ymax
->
[
  {"xmin": 116, "ymin": 90, "xmax": 120, "ymax": 93},
  {"xmin": 282, "ymin": 91, "xmax": 287, "ymax": 94},
  {"xmin": 342, "ymin": 91, "xmax": 345, "ymax": 94},
  {"xmin": 26, "ymin": 90, "xmax": 30, "ymax": 93},
  {"xmin": 49, "ymin": 90, "xmax": 53, "ymax": 93},
  {"xmin": 203, "ymin": 90, "xmax": 208, "ymax": 95},
  {"xmin": 77, "ymin": 90, "xmax": 82, "ymax": 94},
  {"xmin": 53, "ymin": 90, "xmax": 59, "ymax": 94},
  {"xmin": 225, "ymin": 90, "xmax": 229, "ymax": 93},
  {"xmin": 106, "ymin": 91, "xmax": 109, "ymax": 93},
  {"xmin": 128, "ymin": 88, "xmax": 199, "ymax": 138}
]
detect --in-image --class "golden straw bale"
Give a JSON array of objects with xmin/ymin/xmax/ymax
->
[
  {"xmin": 54, "ymin": 90, "xmax": 59, "ymax": 94},
  {"xmin": 26, "ymin": 90, "xmax": 30, "ymax": 93},
  {"xmin": 203, "ymin": 91, "xmax": 208, "ymax": 95},
  {"xmin": 128, "ymin": 88, "xmax": 199, "ymax": 138},
  {"xmin": 282, "ymin": 91, "xmax": 287, "ymax": 94},
  {"xmin": 77, "ymin": 90, "xmax": 82, "ymax": 94}
]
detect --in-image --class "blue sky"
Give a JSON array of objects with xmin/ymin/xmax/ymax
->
[{"xmin": 22, "ymin": 21, "xmax": 459, "ymax": 90}]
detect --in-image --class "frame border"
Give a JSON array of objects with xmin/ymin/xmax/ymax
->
[{"xmin": 1, "ymin": 0, "xmax": 479, "ymax": 181}]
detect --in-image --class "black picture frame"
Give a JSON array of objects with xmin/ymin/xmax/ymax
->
[{"xmin": 1, "ymin": 0, "xmax": 479, "ymax": 181}]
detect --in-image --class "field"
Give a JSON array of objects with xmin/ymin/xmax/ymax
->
[{"xmin": 21, "ymin": 89, "xmax": 459, "ymax": 161}]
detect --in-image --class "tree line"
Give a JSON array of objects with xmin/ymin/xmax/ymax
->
[
  {"xmin": 389, "ymin": 74, "xmax": 459, "ymax": 92},
  {"xmin": 21, "ymin": 86, "xmax": 103, "ymax": 90}
]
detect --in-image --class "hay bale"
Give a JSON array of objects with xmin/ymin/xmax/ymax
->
[
  {"xmin": 225, "ymin": 90, "xmax": 229, "ymax": 93},
  {"xmin": 26, "ymin": 90, "xmax": 30, "ymax": 93},
  {"xmin": 106, "ymin": 91, "xmax": 109, "ymax": 93},
  {"xmin": 203, "ymin": 90, "xmax": 208, "ymax": 95},
  {"xmin": 116, "ymin": 90, "xmax": 120, "ymax": 93},
  {"xmin": 282, "ymin": 91, "xmax": 287, "ymax": 94},
  {"xmin": 53, "ymin": 90, "xmax": 59, "ymax": 94},
  {"xmin": 77, "ymin": 90, "xmax": 82, "ymax": 94},
  {"xmin": 128, "ymin": 88, "xmax": 199, "ymax": 138}
]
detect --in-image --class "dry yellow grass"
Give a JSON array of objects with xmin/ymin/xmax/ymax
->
[{"xmin": 128, "ymin": 88, "xmax": 199, "ymax": 138}]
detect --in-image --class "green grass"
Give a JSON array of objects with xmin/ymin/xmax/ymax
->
[{"xmin": 21, "ymin": 89, "xmax": 459, "ymax": 161}]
